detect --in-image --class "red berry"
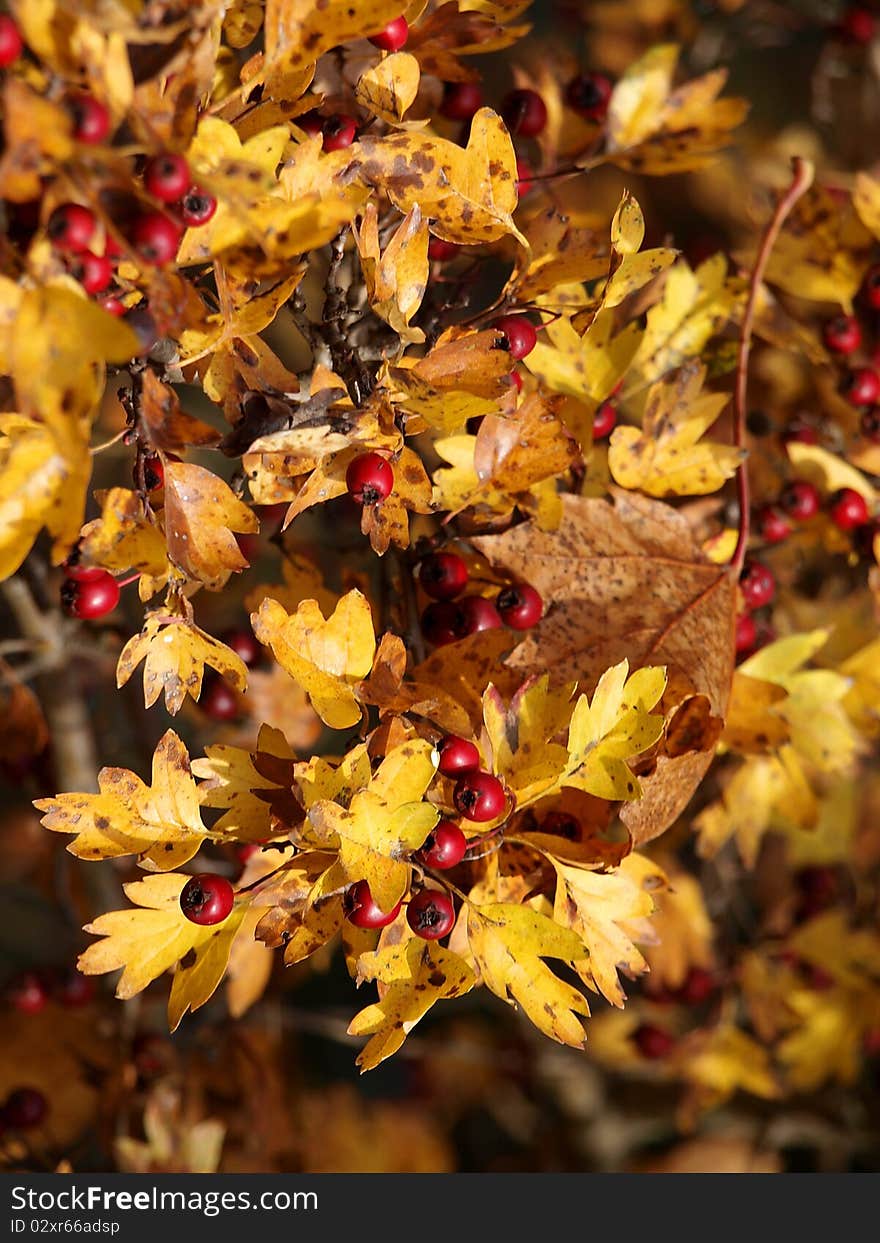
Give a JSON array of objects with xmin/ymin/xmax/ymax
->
[
  {"xmin": 457, "ymin": 594, "xmax": 502, "ymax": 635},
  {"xmin": 144, "ymin": 153, "xmax": 191, "ymax": 203},
  {"xmin": 828, "ymin": 486, "xmax": 870, "ymax": 530},
  {"xmin": 735, "ymin": 611, "xmax": 757, "ymax": 656},
  {"xmin": 437, "ymin": 735, "xmax": 481, "ymax": 777},
  {"xmin": 593, "ymin": 400, "xmax": 617, "ymax": 439},
  {"xmin": 864, "ymin": 264, "xmax": 880, "ymax": 309},
  {"xmin": 496, "ymin": 582, "xmax": 543, "ymax": 629},
  {"xmin": 842, "ymin": 366, "xmax": 880, "ymax": 406},
  {"xmin": 52, "ymin": 969, "xmax": 96, "ymax": 1008},
  {"xmin": 860, "ymin": 408, "xmax": 880, "ymax": 442},
  {"xmin": 633, "ymin": 1023, "xmax": 674, "ymax": 1060},
  {"xmin": 406, "ymin": 888, "xmax": 456, "ymax": 940},
  {"xmin": 428, "ymin": 237, "xmax": 460, "ymax": 261},
  {"xmin": 515, "ymin": 158, "xmax": 534, "ymax": 196},
  {"xmin": 501, "ymin": 89, "xmax": 547, "ymax": 138},
  {"xmin": 132, "ymin": 1032, "xmax": 167, "ymax": 1078},
  {"xmin": 179, "ymin": 873, "xmax": 235, "ymax": 926},
  {"xmin": 440, "ymin": 81, "xmax": 483, "ymax": 121},
  {"xmin": 131, "ymin": 211, "xmax": 181, "ymax": 265},
  {"xmin": 99, "ymin": 295, "xmax": 125, "ymax": 316},
  {"xmin": 565, "ymin": 72, "xmax": 613, "ymax": 120},
  {"xmin": 3, "ymin": 1087, "xmax": 48, "ymax": 1130},
  {"xmin": 494, "ymin": 314, "xmax": 537, "ymax": 360},
  {"xmin": 508, "ymin": 369, "xmax": 523, "ymax": 393},
  {"xmin": 418, "ymin": 551, "xmax": 468, "ymax": 601},
  {"xmin": 0, "ymin": 14, "xmax": 23, "ymax": 67},
  {"xmin": 6, "ymin": 971, "xmax": 47, "ymax": 1015},
  {"xmin": 179, "ymin": 187, "xmax": 217, "ymax": 227},
  {"xmin": 780, "ymin": 479, "xmax": 821, "ymax": 521},
  {"xmin": 823, "ymin": 314, "xmax": 862, "ymax": 354},
  {"xmin": 421, "ymin": 601, "xmax": 461, "ymax": 646},
  {"xmin": 739, "ymin": 560, "xmax": 775, "ymax": 610},
  {"xmin": 453, "ymin": 770, "xmax": 506, "ymax": 822},
  {"xmin": 368, "ymin": 16, "xmax": 408, "ymax": 51},
  {"xmin": 201, "ymin": 676, "xmax": 240, "ymax": 721},
  {"xmin": 61, "ymin": 570, "xmax": 120, "ymax": 619},
  {"xmin": 322, "ymin": 114, "xmax": 357, "ymax": 151},
  {"xmin": 416, "ymin": 821, "xmax": 468, "ymax": 869},
  {"xmin": 345, "ymin": 879, "xmax": 401, "ymax": 929},
  {"xmin": 678, "ymin": 967, "xmax": 716, "ymax": 1005},
  {"xmin": 298, "ymin": 110, "xmax": 325, "ymax": 137},
  {"xmin": 139, "ymin": 452, "xmax": 164, "ymax": 492},
  {"xmin": 840, "ymin": 6, "xmax": 875, "ymax": 44},
  {"xmin": 68, "ymin": 94, "xmax": 111, "ymax": 144},
  {"xmin": 222, "ymin": 628, "xmax": 261, "ymax": 668},
  {"xmin": 47, "ymin": 203, "xmax": 96, "ymax": 253},
  {"xmin": 756, "ymin": 505, "xmax": 793, "ymax": 544},
  {"xmin": 346, "ymin": 451, "xmax": 393, "ymax": 504},
  {"xmin": 540, "ymin": 811, "xmax": 581, "ymax": 839},
  {"xmin": 71, "ymin": 250, "xmax": 113, "ymax": 294}
]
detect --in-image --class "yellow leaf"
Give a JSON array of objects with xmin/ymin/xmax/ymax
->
[
  {"xmin": 608, "ymin": 362, "xmax": 743, "ymax": 497},
  {"xmin": 565, "ymin": 660, "xmax": 667, "ymax": 801},
  {"xmin": 525, "ymin": 309, "xmax": 641, "ymax": 407},
  {"xmin": 610, "ymin": 191, "xmax": 645, "ymax": 255},
  {"xmin": 77, "ymin": 873, "xmax": 246, "ymax": 1031},
  {"xmin": 116, "ymin": 615, "xmax": 249, "ymax": 714},
  {"xmin": 466, "ymin": 901, "xmax": 589, "ymax": 1047},
  {"xmin": 252, "ymin": 591, "xmax": 376, "ymax": 729},
  {"xmin": 355, "ymin": 51, "xmax": 420, "ymax": 123},
  {"xmin": 78, "ymin": 488, "xmax": 169, "ymax": 598},
  {"xmin": 356, "ymin": 108, "xmax": 524, "ymax": 246},
  {"xmin": 643, "ymin": 861, "xmax": 715, "ymax": 989},
  {"xmin": 482, "ymin": 675, "xmax": 574, "ymax": 807},
  {"xmin": 682, "ymin": 1024, "xmax": 779, "ymax": 1104},
  {"xmin": 36, "ymin": 730, "xmax": 208, "ymax": 871},
  {"xmin": 628, "ymin": 254, "xmax": 743, "ymax": 389},
  {"xmin": 0, "ymin": 416, "xmax": 66, "ymax": 581},
  {"xmin": 349, "ymin": 939, "xmax": 475, "ymax": 1071},
  {"xmin": 163, "ymin": 462, "xmax": 258, "ymax": 590},
  {"xmin": 785, "ymin": 440, "xmax": 876, "ymax": 504},
  {"xmin": 308, "ymin": 739, "xmax": 438, "ymax": 911},
  {"xmin": 552, "ymin": 853, "xmax": 664, "ymax": 1006},
  {"xmin": 354, "ymin": 204, "xmax": 429, "ymax": 345},
  {"xmin": 262, "ymin": 0, "xmax": 404, "ymax": 86},
  {"xmin": 192, "ymin": 723, "xmax": 298, "ymax": 841}
]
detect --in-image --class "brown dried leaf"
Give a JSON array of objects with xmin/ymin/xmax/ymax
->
[
  {"xmin": 163, "ymin": 462, "xmax": 258, "ymax": 589},
  {"xmin": 473, "ymin": 491, "xmax": 736, "ymax": 843}
]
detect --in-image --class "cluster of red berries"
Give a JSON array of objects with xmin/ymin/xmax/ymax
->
[
  {"xmin": 47, "ymin": 149, "xmax": 215, "ymax": 303},
  {"xmin": 417, "ymin": 549, "xmax": 544, "ymax": 645},
  {"xmin": 757, "ymin": 478, "xmax": 873, "ymax": 546},
  {"xmin": 822, "ymin": 262, "xmax": 880, "ymax": 443},
  {"xmin": 5, "ymin": 966, "xmax": 96, "ymax": 1013}
]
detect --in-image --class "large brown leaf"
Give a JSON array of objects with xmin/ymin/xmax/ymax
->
[{"xmin": 472, "ymin": 490, "xmax": 736, "ymax": 843}]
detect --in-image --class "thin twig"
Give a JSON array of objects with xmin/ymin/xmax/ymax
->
[{"xmin": 731, "ymin": 157, "xmax": 814, "ymax": 574}]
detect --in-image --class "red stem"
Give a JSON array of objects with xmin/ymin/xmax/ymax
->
[{"xmin": 731, "ymin": 156, "xmax": 814, "ymax": 574}]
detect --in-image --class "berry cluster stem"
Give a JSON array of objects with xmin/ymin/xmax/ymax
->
[{"xmin": 731, "ymin": 156, "xmax": 814, "ymax": 575}]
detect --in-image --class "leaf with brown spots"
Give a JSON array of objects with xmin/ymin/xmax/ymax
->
[
  {"xmin": 78, "ymin": 488, "xmax": 169, "ymax": 600},
  {"xmin": 355, "ymin": 51, "xmax": 420, "ymax": 124},
  {"xmin": 36, "ymin": 730, "xmax": 209, "ymax": 870},
  {"xmin": 350, "ymin": 938, "xmax": 475, "ymax": 1071},
  {"xmin": 354, "ymin": 108, "xmax": 525, "ymax": 247},
  {"xmin": 77, "ymin": 873, "xmax": 249, "ymax": 1032},
  {"xmin": 472, "ymin": 490, "xmax": 737, "ymax": 843},
  {"xmin": 608, "ymin": 362, "xmax": 744, "ymax": 498},
  {"xmin": 116, "ymin": 615, "xmax": 249, "ymax": 715},
  {"xmin": 163, "ymin": 461, "xmax": 259, "ymax": 590}
]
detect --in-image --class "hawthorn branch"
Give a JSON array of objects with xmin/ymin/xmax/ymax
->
[{"xmin": 731, "ymin": 156, "xmax": 814, "ymax": 574}]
